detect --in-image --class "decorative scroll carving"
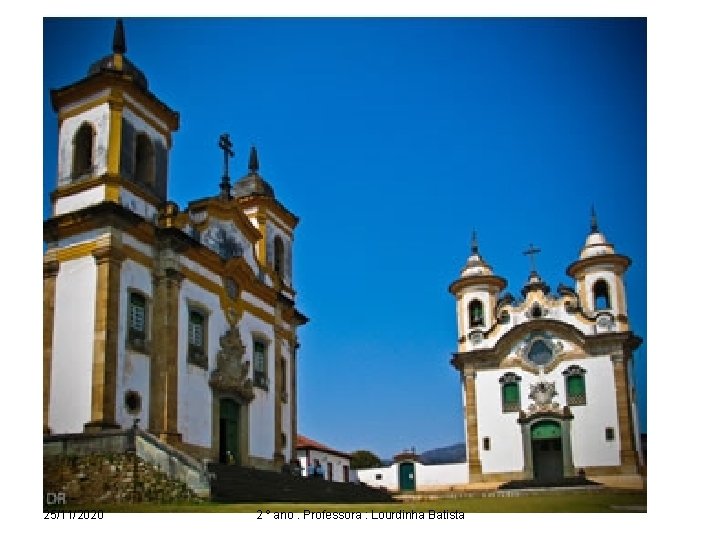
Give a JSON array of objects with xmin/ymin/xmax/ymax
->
[
  {"xmin": 527, "ymin": 372, "xmax": 560, "ymax": 414},
  {"xmin": 209, "ymin": 327, "xmax": 255, "ymax": 402}
]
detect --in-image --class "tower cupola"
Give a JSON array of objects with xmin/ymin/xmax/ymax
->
[{"xmin": 566, "ymin": 208, "xmax": 631, "ymax": 328}]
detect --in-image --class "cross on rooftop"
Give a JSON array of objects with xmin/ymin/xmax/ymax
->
[
  {"xmin": 523, "ymin": 243, "xmax": 541, "ymax": 274},
  {"xmin": 219, "ymin": 133, "xmax": 235, "ymax": 199}
]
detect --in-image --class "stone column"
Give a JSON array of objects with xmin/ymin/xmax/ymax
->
[
  {"xmin": 84, "ymin": 244, "xmax": 123, "ymax": 432},
  {"xmin": 520, "ymin": 422, "xmax": 533, "ymax": 479},
  {"xmin": 612, "ymin": 353, "xmax": 639, "ymax": 473},
  {"xmin": 150, "ymin": 256, "xmax": 184, "ymax": 445},
  {"xmin": 291, "ymin": 341, "xmax": 299, "ymax": 461},
  {"xmin": 272, "ymin": 310, "xmax": 284, "ymax": 468},
  {"xmin": 43, "ymin": 258, "xmax": 60, "ymax": 434},
  {"xmin": 561, "ymin": 417, "xmax": 575, "ymax": 477},
  {"xmin": 463, "ymin": 369, "xmax": 482, "ymax": 481}
]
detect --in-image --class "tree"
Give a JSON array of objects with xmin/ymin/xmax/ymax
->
[{"xmin": 350, "ymin": 450, "xmax": 382, "ymax": 469}]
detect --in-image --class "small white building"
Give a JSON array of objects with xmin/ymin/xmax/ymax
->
[
  {"xmin": 356, "ymin": 452, "xmax": 468, "ymax": 492},
  {"xmin": 296, "ymin": 435, "xmax": 354, "ymax": 483}
]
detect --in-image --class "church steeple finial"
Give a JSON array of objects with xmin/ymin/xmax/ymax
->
[
  {"xmin": 590, "ymin": 205, "xmax": 599, "ymax": 233},
  {"xmin": 470, "ymin": 230, "xmax": 479, "ymax": 255},
  {"xmin": 248, "ymin": 146, "xmax": 259, "ymax": 174},
  {"xmin": 112, "ymin": 19, "xmax": 127, "ymax": 54}
]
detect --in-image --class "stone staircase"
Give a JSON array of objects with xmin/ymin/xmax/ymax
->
[{"xmin": 208, "ymin": 464, "xmax": 396, "ymax": 503}]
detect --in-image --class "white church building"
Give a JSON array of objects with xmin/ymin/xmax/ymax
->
[
  {"xmin": 450, "ymin": 220, "xmax": 644, "ymax": 487},
  {"xmin": 43, "ymin": 20, "xmax": 307, "ymax": 471},
  {"xmin": 359, "ymin": 219, "xmax": 644, "ymax": 491}
]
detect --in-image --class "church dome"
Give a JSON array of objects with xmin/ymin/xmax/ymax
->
[
  {"xmin": 232, "ymin": 172, "xmax": 275, "ymax": 199},
  {"xmin": 231, "ymin": 146, "xmax": 275, "ymax": 199},
  {"xmin": 87, "ymin": 19, "xmax": 149, "ymax": 91},
  {"xmin": 460, "ymin": 232, "xmax": 494, "ymax": 277},
  {"xmin": 579, "ymin": 219, "xmax": 615, "ymax": 260},
  {"xmin": 88, "ymin": 54, "xmax": 148, "ymax": 90}
]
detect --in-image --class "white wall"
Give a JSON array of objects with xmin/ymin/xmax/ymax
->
[
  {"xmin": 566, "ymin": 356, "xmax": 620, "ymax": 468},
  {"xmin": 415, "ymin": 462, "xmax": 469, "ymax": 487},
  {"xmin": 242, "ymin": 312, "xmax": 276, "ymax": 460},
  {"xmin": 50, "ymin": 256, "xmax": 97, "ymax": 433},
  {"xmin": 115, "ymin": 259, "xmax": 153, "ymax": 430},
  {"xmin": 300, "ymin": 449, "xmax": 352, "ymax": 482},
  {"xmin": 357, "ymin": 464, "xmax": 398, "ymax": 490},
  {"xmin": 475, "ymin": 370, "xmax": 525, "ymax": 473},
  {"xmin": 177, "ymin": 279, "xmax": 223, "ymax": 448},
  {"xmin": 474, "ymin": 356, "xmax": 621, "ymax": 473},
  {"xmin": 54, "ymin": 185, "xmax": 107, "ymax": 216},
  {"xmin": 118, "ymin": 188, "xmax": 158, "ymax": 223},
  {"xmin": 57, "ymin": 100, "xmax": 110, "ymax": 186}
]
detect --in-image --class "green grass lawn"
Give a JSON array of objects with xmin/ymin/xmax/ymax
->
[{"xmin": 53, "ymin": 489, "xmax": 646, "ymax": 513}]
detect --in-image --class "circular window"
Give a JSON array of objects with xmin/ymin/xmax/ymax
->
[
  {"xmin": 124, "ymin": 390, "xmax": 142, "ymax": 415},
  {"xmin": 527, "ymin": 339, "xmax": 554, "ymax": 366}
]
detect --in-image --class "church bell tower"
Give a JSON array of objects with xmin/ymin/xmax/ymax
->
[{"xmin": 50, "ymin": 19, "xmax": 179, "ymax": 221}]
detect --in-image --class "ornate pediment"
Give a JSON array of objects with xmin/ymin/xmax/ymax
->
[{"xmin": 209, "ymin": 326, "xmax": 255, "ymax": 402}]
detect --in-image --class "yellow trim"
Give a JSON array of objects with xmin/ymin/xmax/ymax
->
[
  {"xmin": 55, "ymin": 241, "xmax": 99, "ymax": 262},
  {"xmin": 57, "ymin": 94, "xmax": 111, "ymax": 123},
  {"xmin": 107, "ymin": 100, "xmax": 123, "ymax": 175},
  {"xmin": 105, "ymin": 183, "xmax": 121, "ymax": 203}
]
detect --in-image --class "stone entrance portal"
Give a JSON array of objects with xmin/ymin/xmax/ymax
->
[{"xmin": 531, "ymin": 420, "xmax": 564, "ymax": 482}]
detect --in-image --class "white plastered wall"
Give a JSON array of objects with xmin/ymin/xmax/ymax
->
[
  {"xmin": 242, "ymin": 313, "xmax": 276, "ymax": 460},
  {"xmin": 118, "ymin": 188, "xmax": 158, "ymax": 223},
  {"xmin": 115, "ymin": 258, "xmax": 153, "ymax": 430},
  {"xmin": 474, "ymin": 356, "xmax": 621, "ymax": 473},
  {"xmin": 177, "ymin": 279, "xmax": 223, "ymax": 448},
  {"xmin": 300, "ymin": 449, "xmax": 351, "ymax": 482},
  {"xmin": 356, "ymin": 464, "xmax": 399, "ymax": 490},
  {"xmin": 49, "ymin": 256, "xmax": 97, "ymax": 433},
  {"xmin": 564, "ymin": 356, "xmax": 620, "ymax": 467},
  {"xmin": 54, "ymin": 185, "xmax": 107, "ymax": 216},
  {"xmin": 475, "ymin": 370, "xmax": 525, "ymax": 473}
]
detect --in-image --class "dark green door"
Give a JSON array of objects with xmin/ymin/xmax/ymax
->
[
  {"xmin": 531, "ymin": 420, "xmax": 563, "ymax": 482},
  {"xmin": 398, "ymin": 462, "xmax": 416, "ymax": 491},
  {"xmin": 219, "ymin": 399, "xmax": 240, "ymax": 464}
]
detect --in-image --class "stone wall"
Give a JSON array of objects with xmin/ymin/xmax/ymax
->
[
  {"xmin": 43, "ymin": 429, "xmax": 210, "ymax": 504},
  {"xmin": 44, "ymin": 453, "xmax": 201, "ymax": 505}
]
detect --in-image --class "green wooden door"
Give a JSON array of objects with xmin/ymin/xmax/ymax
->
[
  {"xmin": 398, "ymin": 462, "xmax": 416, "ymax": 491},
  {"xmin": 219, "ymin": 399, "xmax": 240, "ymax": 464}
]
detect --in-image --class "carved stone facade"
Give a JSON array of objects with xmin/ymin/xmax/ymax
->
[{"xmin": 209, "ymin": 327, "xmax": 255, "ymax": 402}]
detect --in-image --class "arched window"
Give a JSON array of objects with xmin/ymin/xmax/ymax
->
[
  {"xmin": 499, "ymin": 372, "xmax": 522, "ymax": 412},
  {"xmin": 593, "ymin": 279, "xmax": 611, "ymax": 310},
  {"xmin": 134, "ymin": 133, "xmax": 155, "ymax": 186},
  {"xmin": 273, "ymin": 235, "xmax": 284, "ymax": 276},
  {"xmin": 72, "ymin": 122, "xmax": 94, "ymax": 179},
  {"xmin": 468, "ymin": 299, "xmax": 484, "ymax": 328},
  {"xmin": 562, "ymin": 365, "xmax": 587, "ymax": 406}
]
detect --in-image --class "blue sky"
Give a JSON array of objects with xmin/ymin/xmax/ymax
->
[{"xmin": 43, "ymin": 17, "xmax": 646, "ymax": 459}]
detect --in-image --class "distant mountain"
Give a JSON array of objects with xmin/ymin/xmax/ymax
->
[{"xmin": 421, "ymin": 442, "xmax": 466, "ymax": 465}]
